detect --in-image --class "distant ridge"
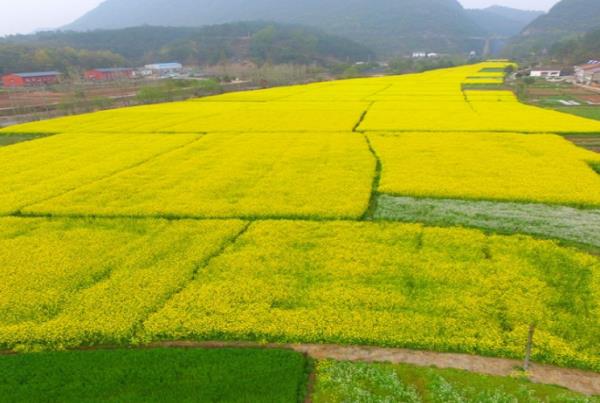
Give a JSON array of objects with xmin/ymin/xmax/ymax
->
[
  {"xmin": 508, "ymin": 0, "xmax": 600, "ymax": 56},
  {"xmin": 63, "ymin": 0, "xmax": 487, "ymax": 55},
  {"xmin": 465, "ymin": 6, "xmax": 544, "ymax": 37},
  {"xmin": 522, "ymin": 0, "xmax": 600, "ymax": 36}
]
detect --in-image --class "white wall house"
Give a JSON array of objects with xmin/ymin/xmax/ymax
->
[
  {"xmin": 143, "ymin": 62, "xmax": 183, "ymax": 76},
  {"xmin": 530, "ymin": 69, "xmax": 561, "ymax": 78}
]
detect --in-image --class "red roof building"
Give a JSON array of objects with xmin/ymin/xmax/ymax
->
[
  {"xmin": 2, "ymin": 71, "xmax": 61, "ymax": 87},
  {"xmin": 84, "ymin": 68, "xmax": 135, "ymax": 81}
]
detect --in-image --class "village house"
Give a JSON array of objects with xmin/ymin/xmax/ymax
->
[
  {"xmin": 1, "ymin": 71, "xmax": 61, "ymax": 87},
  {"xmin": 142, "ymin": 62, "xmax": 183, "ymax": 77},
  {"xmin": 575, "ymin": 62, "xmax": 600, "ymax": 84},
  {"xmin": 529, "ymin": 67, "xmax": 562, "ymax": 78},
  {"xmin": 84, "ymin": 67, "xmax": 136, "ymax": 81}
]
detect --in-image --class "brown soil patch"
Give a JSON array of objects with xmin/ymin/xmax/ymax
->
[{"xmin": 578, "ymin": 95, "xmax": 600, "ymax": 104}]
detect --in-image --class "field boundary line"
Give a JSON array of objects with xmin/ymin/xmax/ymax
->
[
  {"xmin": 360, "ymin": 129, "xmax": 600, "ymax": 135},
  {"xmin": 352, "ymin": 101, "xmax": 375, "ymax": 133},
  {"xmin": 131, "ymin": 222, "xmax": 253, "ymax": 340},
  {"xmin": 361, "ymin": 134, "xmax": 382, "ymax": 220},
  {"xmin": 15, "ymin": 135, "xmax": 205, "ymax": 214},
  {"xmin": 12, "ymin": 211, "xmax": 363, "ymax": 222},
  {"xmin": 304, "ymin": 360, "xmax": 316, "ymax": 403}
]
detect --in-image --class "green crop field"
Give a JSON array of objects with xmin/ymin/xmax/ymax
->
[{"xmin": 0, "ymin": 348, "xmax": 308, "ymax": 402}]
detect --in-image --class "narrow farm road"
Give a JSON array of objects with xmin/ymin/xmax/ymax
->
[{"xmin": 152, "ymin": 341, "xmax": 600, "ymax": 396}]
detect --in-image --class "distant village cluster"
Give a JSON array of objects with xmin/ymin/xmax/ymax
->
[
  {"xmin": 1, "ymin": 63, "xmax": 183, "ymax": 88},
  {"xmin": 529, "ymin": 60, "xmax": 600, "ymax": 85}
]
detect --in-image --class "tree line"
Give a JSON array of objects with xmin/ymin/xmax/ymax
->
[{"xmin": 0, "ymin": 22, "xmax": 374, "ymax": 75}]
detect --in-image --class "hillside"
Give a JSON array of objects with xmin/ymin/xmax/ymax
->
[
  {"xmin": 63, "ymin": 0, "xmax": 486, "ymax": 55},
  {"xmin": 550, "ymin": 26, "xmax": 600, "ymax": 64},
  {"xmin": 508, "ymin": 0, "xmax": 600, "ymax": 57},
  {"xmin": 465, "ymin": 6, "xmax": 543, "ymax": 37},
  {"xmin": 0, "ymin": 23, "xmax": 374, "ymax": 73},
  {"xmin": 523, "ymin": 0, "xmax": 600, "ymax": 36}
]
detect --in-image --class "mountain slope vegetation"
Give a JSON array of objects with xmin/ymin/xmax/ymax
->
[
  {"xmin": 508, "ymin": 0, "xmax": 600, "ymax": 57},
  {"xmin": 550, "ymin": 27, "xmax": 600, "ymax": 64},
  {"xmin": 64, "ymin": 0, "xmax": 486, "ymax": 55},
  {"xmin": 523, "ymin": 0, "xmax": 600, "ymax": 36},
  {"xmin": 465, "ymin": 6, "xmax": 543, "ymax": 37},
  {"xmin": 0, "ymin": 23, "xmax": 374, "ymax": 73}
]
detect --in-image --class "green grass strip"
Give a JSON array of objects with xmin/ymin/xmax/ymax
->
[
  {"xmin": 313, "ymin": 360, "xmax": 598, "ymax": 402},
  {"xmin": 0, "ymin": 134, "xmax": 47, "ymax": 147},
  {"xmin": 0, "ymin": 348, "xmax": 308, "ymax": 402},
  {"xmin": 373, "ymin": 194, "xmax": 600, "ymax": 250},
  {"xmin": 554, "ymin": 107, "xmax": 600, "ymax": 122}
]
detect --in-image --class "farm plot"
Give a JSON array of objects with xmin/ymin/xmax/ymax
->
[
  {"xmin": 0, "ymin": 348, "xmax": 308, "ymax": 403},
  {"xmin": 313, "ymin": 360, "xmax": 597, "ymax": 402},
  {"xmin": 0, "ymin": 217, "xmax": 245, "ymax": 349},
  {"xmin": 358, "ymin": 99, "xmax": 600, "ymax": 132},
  {"xmin": 369, "ymin": 132, "xmax": 600, "ymax": 207},
  {"xmin": 0, "ymin": 132, "xmax": 201, "ymax": 215},
  {"xmin": 26, "ymin": 132, "xmax": 375, "ymax": 219},
  {"xmin": 0, "ymin": 101, "xmax": 246, "ymax": 134},
  {"xmin": 144, "ymin": 221, "xmax": 600, "ymax": 371},
  {"xmin": 166, "ymin": 102, "xmax": 369, "ymax": 132},
  {"xmin": 373, "ymin": 195, "xmax": 600, "ymax": 249},
  {"xmin": 0, "ymin": 100, "xmax": 369, "ymax": 134}
]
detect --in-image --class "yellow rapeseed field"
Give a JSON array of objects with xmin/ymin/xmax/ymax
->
[
  {"xmin": 26, "ymin": 132, "xmax": 375, "ymax": 219},
  {"xmin": 369, "ymin": 132, "xmax": 600, "ymax": 206},
  {"xmin": 144, "ymin": 221, "xmax": 600, "ymax": 371},
  {"xmin": 0, "ymin": 132, "xmax": 201, "ymax": 214},
  {"xmin": 0, "ymin": 61, "xmax": 599, "ymax": 372},
  {"xmin": 358, "ymin": 93, "xmax": 600, "ymax": 133},
  {"xmin": 0, "ymin": 217, "xmax": 245, "ymax": 348}
]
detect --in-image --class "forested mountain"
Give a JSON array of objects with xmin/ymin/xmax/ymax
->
[
  {"xmin": 63, "ymin": 0, "xmax": 486, "ymax": 55},
  {"xmin": 0, "ymin": 23, "xmax": 374, "ymax": 74},
  {"xmin": 523, "ymin": 0, "xmax": 600, "ymax": 36},
  {"xmin": 549, "ymin": 27, "xmax": 600, "ymax": 64},
  {"xmin": 465, "ymin": 6, "xmax": 543, "ymax": 37},
  {"xmin": 508, "ymin": 0, "xmax": 600, "ymax": 57}
]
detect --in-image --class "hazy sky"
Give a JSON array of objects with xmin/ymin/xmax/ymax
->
[{"xmin": 0, "ymin": 0, "xmax": 561, "ymax": 37}]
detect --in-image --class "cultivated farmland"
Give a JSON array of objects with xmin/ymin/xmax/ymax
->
[{"xmin": 0, "ymin": 61, "xmax": 599, "ymax": 397}]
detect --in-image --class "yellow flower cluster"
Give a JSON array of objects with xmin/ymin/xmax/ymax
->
[
  {"xmin": 0, "ymin": 132, "xmax": 200, "ymax": 214},
  {"xmin": 25, "ymin": 132, "xmax": 375, "ymax": 219},
  {"xmin": 144, "ymin": 221, "xmax": 600, "ymax": 371},
  {"xmin": 0, "ymin": 217, "xmax": 245, "ymax": 348},
  {"xmin": 369, "ymin": 132, "xmax": 600, "ymax": 207}
]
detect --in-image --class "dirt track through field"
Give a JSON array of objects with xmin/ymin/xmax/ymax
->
[{"xmin": 151, "ymin": 341, "xmax": 600, "ymax": 396}]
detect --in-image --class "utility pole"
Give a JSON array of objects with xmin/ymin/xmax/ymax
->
[{"xmin": 524, "ymin": 323, "xmax": 536, "ymax": 371}]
